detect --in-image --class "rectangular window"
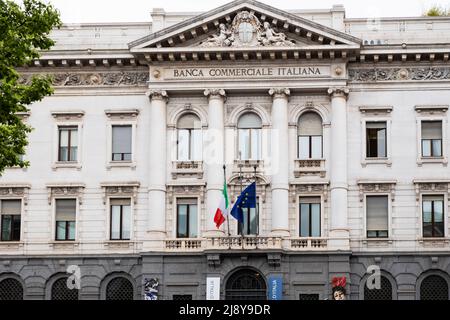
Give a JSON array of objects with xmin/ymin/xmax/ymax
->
[
  {"xmin": 55, "ymin": 199, "xmax": 76, "ymax": 241},
  {"xmin": 0, "ymin": 200, "xmax": 21, "ymax": 241},
  {"xmin": 58, "ymin": 126, "xmax": 78, "ymax": 162},
  {"xmin": 112, "ymin": 125, "xmax": 132, "ymax": 161},
  {"xmin": 299, "ymin": 197, "xmax": 321, "ymax": 237},
  {"xmin": 177, "ymin": 129, "xmax": 202, "ymax": 161},
  {"xmin": 422, "ymin": 195, "xmax": 445, "ymax": 238},
  {"xmin": 177, "ymin": 199, "xmax": 198, "ymax": 238},
  {"xmin": 366, "ymin": 195, "xmax": 389, "ymax": 238},
  {"xmin": 238, "ymin": 200, "xmax": 259, "ymax": 236},
  {"xmin": 366, "ymin": 122, "xmax": 387, "ymax": 158},
  {"xmin": 238, "ymin": 129, "xmax": 261, "ymax": 160},
  {"xmin": 110, "ymin": 199, "xmax": 131, "ymax": 240},
  {"xmin": 421, "ymin": 121, "xmax": 442, "ymax": 157},
  {"xmin": 298, "ymin": 136, "xmax": 323, "ymax": 159}
]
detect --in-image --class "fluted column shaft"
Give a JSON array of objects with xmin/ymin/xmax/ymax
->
[{"xmin": 269, "ymin": 88, "xmax": 291, "ymax": 237}]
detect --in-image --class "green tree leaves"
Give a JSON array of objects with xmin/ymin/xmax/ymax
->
[{"xmin": 0, "ymin": 0, "xmax": 61, "ymax": 174}]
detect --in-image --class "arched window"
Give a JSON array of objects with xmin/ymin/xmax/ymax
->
[
  {"xmin": 420, "ymin": 275, "xmax": 449, "ymax": 300},
  {"xmin": 298, "ymin": 112, "xmax": 323, "ymax": 159},
  {"xmin": 364, "ymin": 276, "xmax": 393, "ymax": 300},
  {"xmin": 105, "ymin": 276, "xmax": 134, "ymax": 300},
  {"xmin": 177, "ymin": 113, "xmax": 202, "ymax": 161},
  {"xmin": 51, "ymin": 277, "xmax": 78, "ymax": 300},
  {"xmin": 0, "ymin": 278, "xmax": 23, "ymax": 300},
  {"xmin": 225, "ymin": 269, "xmax": 266, "ymax": 300},
  {"xmin": 238, "ymin": 113, "xmax": 262, "ymax": 160}
]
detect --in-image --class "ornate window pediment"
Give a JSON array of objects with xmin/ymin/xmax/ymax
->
[{"xmin": 46, "ymin": 183, "xmax": 85, "ymax": 205}]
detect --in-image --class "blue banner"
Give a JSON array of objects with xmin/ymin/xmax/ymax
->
[{"xmin": 268, "ymin": 275, "xmax": 283, "ymax": 300}]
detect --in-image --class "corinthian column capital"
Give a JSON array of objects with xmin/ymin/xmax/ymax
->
[
  {"xmin": 146, "ymin": 89, "xmax": 169, "ymax": 102},
  {"xmin": 327, "ymin": 87, "xmax": 350, "ymax": 99},
  {"xmin": 204, "ymin": 88, "xmax": 227, "ymax": 101},
  {"xmin": 269, "ymin": 88, "xmax": 291, "ymax": 99}
]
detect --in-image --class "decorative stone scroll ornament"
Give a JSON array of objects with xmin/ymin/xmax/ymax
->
[
  {"xmin": 357, "ymin": 181, "xmax": 396, "ymax": 202},
  {"xmin": 167, "ymin": 184, "xmax": 206, "ymax": 204},
  {"xmin": 413, "ymin": 180, "xmax": 450, "ymax": 203},
  {"xmin": 349, "ymin": 67, "xmax": 450, "ymax": 82},
  {"xmin": 268, "ymin": 88, "xmax": 291, "ymax": 99},
  {"xmin": 204, "ymin": 88, "xmax": 227, "ymax": 101},
  {"xmin": 290, "ymin": 183, "xmax": 329, "ymax": 203},
  {"xmin": 19, "ymin": 71, "xmax": 149, "ymax": 87},
  {"xmin": 200, "ymin": 11, "xmax": 295, "ymax": 47},
  {"xmin": 327, "ymin": 87, "xmax": 350, "ymax": 98},
  {"xmin": 146, "ymin": 89, "xmax": 169, "ymax": 102}
]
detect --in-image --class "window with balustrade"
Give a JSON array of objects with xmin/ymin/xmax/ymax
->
[
  {"xmin": 177, "ymin": 113, "xmax": 202, "ymax": 161},
  {"xmin": 298, "ymin": 112, "xmax": 323, "ymax": 159},
  {"xmin": 238, "ymin": 113, "xmax": 262, "ymax": 160},
  {"xmin": 176, "ymin": 198, "xmax": 198, "ymax": 238},
  {"xmin": 299, "ymin": 197, "xmax": 321, "ymax": 237}
]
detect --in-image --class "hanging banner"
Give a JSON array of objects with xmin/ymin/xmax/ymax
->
[
  {"xmin": 206, "ymin": 277, "xmax": 221, "ymax": 300},
  {"xmin": 268, "ymin": 275, "xmax": 283, "ymax": 300}
]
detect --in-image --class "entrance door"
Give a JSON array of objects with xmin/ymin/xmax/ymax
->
[{"xmin": 225, "ymin": 269, "xmax": 267, "ymax": 300}]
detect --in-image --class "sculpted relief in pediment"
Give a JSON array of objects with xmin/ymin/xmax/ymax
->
[{"xmin": 200, "ymin": 11, "xmax": 295, "ymax": 47}]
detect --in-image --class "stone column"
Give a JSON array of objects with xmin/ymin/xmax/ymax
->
[
  {"xmin": 327, "ymin": 87, "xmax": 350, "ymax": 250},
  {"xmin": 269, "ymin": 88, "xmax": 291, "ymax": 237},
  {"xmin": 146, "ymin": 90, "xmax": 168, "ymax": 247},
  {"xmin": 204, "ymin": 89, "xmax": 226, "ymax": 236}
]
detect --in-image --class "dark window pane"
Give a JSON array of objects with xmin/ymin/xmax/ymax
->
[
  {"xmin": 364, "ymin": 276, "xmax": 393, "ymax": 300},
  {"xmin": 106, "ymin": 277, "xmax": 134, "ymax": 300},
  {"xmin": 420, "ymin": 275, "xmax": 448, "ymax": 300},
  {"xmin": 177, "ymin": 204, "xmax": 188, "ymax": 238},
  {"xmin": 0, "ymin": 278, "xmax": 23, "ymax": 300},
  {"xmin": 51, "ymin": 277, "xmax": 78, "ymax": 300},
  {"xmin": 1, "ymin": 216, "xmax": 12, "ymax": 241}
]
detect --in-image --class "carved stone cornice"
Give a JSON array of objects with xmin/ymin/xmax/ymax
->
[
  {"xmin": 19, "ymin": 71, "xmax": 149, "ymax": 87},
  {"xmin": 357, "ymin": 180, "xmax": 397, "ymax": 202},
  {"xmin": 290, "ymin": 182, "xmax": 329, "ymax": 202},
  {"xmin": 413, "ymin": 180, "xmax": 450, "ymax": 203},
  {"xmin": 0, "ymin": 184, "xmax": 31, "ymax": 205},
  {"xmin": 166, "ymin": 184, "xmax": 206, "ymax": 204},
  {"xmin": 46, "ymin": 184, "xmax": 85, "ymax": 205},
  {"xmin": 146, "ymin": 89, "xmax": 169, "ymax": 102},
  {"xmin": 100, "ymin": 182, "xmax": 140, "ymax": 204},
  {"xmin": 349, "ymin": 67, "xmax": 450, "ymax": 82},
  {"xmin": 327, "ymin": 87, "xmax": 350, "ymax": 99},
  {"xmin": 204, "ymin": 89, "xmax": 226, "ymax": 101},
  {"xmin": 269, "ymin": 88, "xmax": 290, "ymax": 99}
]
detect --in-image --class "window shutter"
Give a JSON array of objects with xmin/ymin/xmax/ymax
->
[
  {"xmin": 1, "ymin": 200, "xmax": 21, "ymax": 215},
  {"xmin": 177, "ymin": 113, "xmax": 201, "ymax": 129},
  {"xmin": 422, "ymin": 121, "xmax": 442, "ymax": 140},
  {"xmin": 366, "ymin": 122, "xmax": 386, "ymax": 129},
  {"xmin": 366, "ymin": 196, "xmax": 388, "ymax": 231},
  {"xmin": 298, "ymin": 112, "xmax": 323, "ymax": 136},
  {"xmin": 112, "ymin": 125, "xmax": 132, "ymax": 154},
  {"xmin": 177, "ymin": 198, "xmax": 198, "ymax": 205},
  {"xmin": 238, "ymin": 113, "xmax": 262, "ymax": 129},
  {"xmin": 55, "ymin": 199, "xmax": 76, "ymax": 221},
  {"xmin": 110, "ymin": 198, "xmax": 131, "ymax": 206},
  {"xmin": 299, "ymin": 197, "xmax": 321, "ymax": 204}
]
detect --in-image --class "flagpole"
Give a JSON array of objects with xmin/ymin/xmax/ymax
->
[
  {"xmin": 223, "ymin": 164, "xmax": 230, "ymax": 237},
  {"xmin": 238, "ymin": 152, "xmax": 244, "ymax": 238},
  {"xmin": 254, "ymin": 164, "xmax": 259, "ymax": 236}
]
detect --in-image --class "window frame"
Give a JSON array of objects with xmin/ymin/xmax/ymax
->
[
  {"xmin": 177, "ymin": 128, "xmax": 202, "ymax": 161},
  {"xmin": 175, "ymin": 198, "xmax": 199, "ymax": 239},
  {"xmin": 421, "ymin": 194, "xmax": 446, "ymax": 239},
  {"xmin": 111, "ymin": 124, "xmax": 133, "ymax": 162},
  {"xmin": 57, "ymin": 126, "xmax": 79, "ymax": 162},
  {"xmin": 237, "ymin": 198, "xmax": 260, "ymax": 236},
  {"xmin": 365, "ymin": 121, "xmax": 387, "ymax": 159},
  {"xmin": 364, "ymin": 194, "xmax": 390, "ymax": 239},
  {"xmin": 0, "ymin": 199, "xmax": 23, "ymax": 242},
  {"xmin": 416, "ymin": 117, "xmax": 448, "ymax": 165},
  {"xmin": 106, "ymin": 120, "xmax": 137, "ymax": 169},
  {"xmin": 52, "ymin": 122, "xmax": 83, "ymax": 169},
  {"xmin": 109, "ymin": 198, "xmax": 132, "ymax": 241},
  {"xmin": 298, "ymin": 196, "xmax": 323, "ymax": 238},
  {"xmin": 53, "ymin": 198, "xmax": 78, "ymax": 242},
  {"xmin": 237, "ymin": 127, "xmax": 262, "ymax": 161},
  {"xmin": 297, "ymin": 135, "xmax": 323, "ymax": 159}
]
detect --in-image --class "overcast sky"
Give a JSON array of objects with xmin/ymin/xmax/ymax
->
[{"xmin": 33, "ymin": 0, "xmax": 450, "ymax": 23}]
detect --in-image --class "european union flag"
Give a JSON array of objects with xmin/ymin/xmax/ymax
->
[{"xmin": 230, "ymin": 182, "xmax": 256, "ymax": 223}]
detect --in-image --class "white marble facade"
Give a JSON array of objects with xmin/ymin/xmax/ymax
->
[{"xmin": 1, "ymin": 0, "xmax": 450, "ymax": 259}]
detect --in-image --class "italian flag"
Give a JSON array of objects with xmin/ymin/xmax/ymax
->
[{"xmin": 214, "ymin": 180, "xmax": 229, "ymax": 229}]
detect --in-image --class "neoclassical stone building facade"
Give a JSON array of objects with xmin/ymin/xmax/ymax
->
[{"xmin": 0, "ymin": 0, "xmax": 450, "ymax": 300}]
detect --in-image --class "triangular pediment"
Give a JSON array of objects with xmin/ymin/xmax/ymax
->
[{"xmin": 129, "ymin": 0, "xmax": 361, "ymax": 51}]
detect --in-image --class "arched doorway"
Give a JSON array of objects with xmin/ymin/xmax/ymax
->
[
  {"xmin": 105, "ymin": 276, "xmax": 134, "ymax": 300},
  {"xmin": 225, "ymin": 268, "xmax": 266, "ymax": 300}
]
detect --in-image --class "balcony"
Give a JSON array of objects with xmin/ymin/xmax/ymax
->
[
  {"xmin": 289, "ymin": 238, "xmax": 328, "ymax": 250},
  {"xmin": 294, "ymin": 159, "xmax": 326, "ymax": 178},
  {"xmin": 171, "ymin": 161, "xmax": 203, "ymax": 179},
  {"xmin": 164, "ymin": 237, "xmax": 330, "ymax": 252}
]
